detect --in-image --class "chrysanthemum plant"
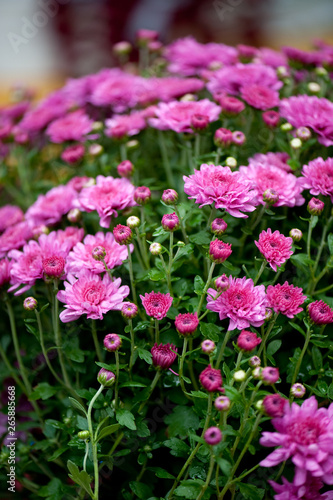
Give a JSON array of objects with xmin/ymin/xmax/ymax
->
[{"xmin": 1, "ymin": 33, "xmax": 333, "ymax": 500}]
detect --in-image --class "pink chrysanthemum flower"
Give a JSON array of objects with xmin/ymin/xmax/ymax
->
[
  {"xmin": 255, "ymin": 229, "xmax": 293, "ymax": 272},
  {"xmin": 75, "ymin": 175, "xmax": 136, "ymax": 228},
  {"xmin": 55, "ymin": 227, "xmax": 84, "ymax": 249},
  {"xmin": 175, "ymin": 312, "xmax": 199, "ymax": 336},
  {"xmin": 237, "ymin": 329, "xmax": 262, "ymax": 352},
  {"xmin": 61, "ymin": 144, "xmax": 85, "ymax": 164},
  {"xmin": 209, "ymin": 239, "xmax": 232, "ymax": 264},
  {"xmin": 239, "ymin": 161, "xmax": 304, "ymax": 207},
  {"xmin": 263, "ymin": 394, "xmax": 287, "ymax": 418},
  {"xmin": 46, "ymin": 109, "xmax": 94, "ymax": 143},
  {"xmin": 250, "ymin": 152, "xmax": 292, "ymax": 172},
  {"xmin": 57, "ymin": 269, "xmax": 129, "ymax": 322},
  {"xmin": 199, "ymin": 365, "xmax": 224, "ymax": 392},
  {"xmin": 204, "ymin": 427, "xmax": 222, "ymax": 445},
  {"xmin": 25, "ymin": 185, "xmax": 78, "ymax": 227},
  {"xmin": 0, "ymin": 205, "xmax": 24, "ymax": 233},
  {"xmin": 140, "ymin": 291, "xmax": 173, "ymax": 320},
  {"xmin": 0, "ymin": 258, "xmax": 12, "ymax": 287},
  {"xmin": 103, "ymin": 333, "xmax": 122, "ymax": 352},
  {"xmin": 66, "ymin": 232, "xmax": 130, "ymax": 276},
  {"xmin": 0, "ymin": 222, "xmax": 33, "ymax": 258},
  {"xmin": 113, "ymin": 225, "xmax": 133, "ymax": 245},
  {"xmin": 8, "ymin": 240, "xmax": 43, "ymax": 295},
  {"xmin": 308, "ymin": 300, "xmax": 333, "ymax": 325},
  {"xmin": 148, "ymin": 99, "xmax": 221, "ymax": 134},
  {"xmin": 19, "ymin": 90, "xmax": 72, "ymax": 133},
  {"xmin": 269, "ymin": 475, "xmax": 333, "ymax": 500},
  {"xmin": 266, "ymin": 282, "xmax": 307, "ymax": 318},
  {"xmin": 67, "ymin": 176, "xmax": 95, "ymax": 192},
  {"xmin": 280, "ymin": 96, "xmax": 333, "ymax": 146},
  {"xmin": 207, "ymin": 276, "xmax": 266, "ymax": 331},
  {"xmin": 241, "ymin": 84, "xmax": 279, "ymax": 110},
  {"xmin": 302, "ymin": 157, "xmax": 333, "ymax": 202},
  {"xmin": 105, "ymin": 111, "xmax": 147, "ymax": 138},
  {"xmin": 151, "ymin": 343, "xmax": 177, "ymax": 370},
  {"xmin": 260, "ymin": 396, "xmax": 333, "ymax": 486},
  {"xmin": 184, "ymin": 164, "xmax": 257, "ymax": 218}
]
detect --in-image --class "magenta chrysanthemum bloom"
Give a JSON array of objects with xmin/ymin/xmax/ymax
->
[
  {"xmin": 269, "ymin": 475, "xmax": 333, "ymax": 500},
  {"xmin": 239, "ymin": 161, "xmax": 304, "ymax": 207},
  {"xmin": 0, "ymin": 205, "xmax": 24, "ymax": 233},
  {"xmin": 57, "ymin": 269, "xmax": 129, "ymax": 322},
  {"xmin": 201, "ymin": 339, "xmax": 216, "ymax": 354},
  {"xmin": 121, "ymin": 302, "xmax": 138, "ymax": 319},
  {"xmin": 211, "ymin": 218, "xmax": 227, "ymax": 235},
  {"xmin": 218, "ymin": 96, "xmax": 245, "ymax": 115},
  {"xmin": 55, "ymin": 227, "xmax": 84, "ymax": 249},
  {"xmin": 302, "ymin": 157, "xmax": 333, "ymax": 202},
  {"xmin": 0, "ymin": 222, "xmax": 33, "ymax": 258},
  {"xmin": 209, "ymin": 240, "xmax": 232, "ymax": 264},
  {"xmin": 8, "ymin": 240, "xmax": 43, "ymax": 295},
  {"xmin": 251, "ymin": 152, "xmax": 291, "ymax": 172},
  {"xmin": 175, "ymin": 312, "xmax": 199, "ymax": 336},
  {"xmin": 151, "ymin": 343, "xmax": 177, "ymax": 370},
  {"xmin": 113, "ymin": 225, "xmax": 133, "ymax": 245},
  {"xmin": 308, "ymin": 300, "xmax": 333, "ymax": 325},
  {"xmin": 280, "ymin": 95, "xmax": 333, "ymax": 146},
  {"xmin": 255, "ymin": 229, "xmax": 293, "ymax": 272},
  {"xmin": 241, "ymin": 84, "xmax": 279, "ymax": 110},
  {"xmin": 67, "ymin": 176, "xmax": 95, "ymax": 192},
  {"xmin": 46, "ymin": 109, "xmax": 94, "ymax": 143},
  {"xmin": 260, "ymin": 396, "xmax": 333, "ymax": 486},
  {"xmin": 266, "ymin": 282, "xmax": 307, "ymax": 318},
  {"xmin": 184, "ymin": 164, "xmax": 257, "ymax": 218},
  {"xmin": 66, "ymin": 232, "xmax": 130, "ymax": 276},
  {"xmin": 117, "ymin": 160, "xmax": 134, "ymax": 178},
  {"xmin": 199, "ymin": 365, "xmax": 224, "ymax": 392},
  {"xmin": 148, "ymin": 99, "xmax": 221, "ymax": 134},
  {"xmin": 42, "ymin": 255, "xmax": 65, "ymax": 278},
  {"xmin": 204, "ymin": 427, "xmax": 222, "ymax": 445},
  {"xmin": 262, "ymin": 367, "xmax": 280, "ymax": 385},
  {"xmin": 237, "ymin": 330, "xmax": 262, "ymax": 352},
  {"xmin": 161, "ymin": 213, "xmax": 179, "ymax": 232},
  {"xmin": 61, "ymin": 144, "xmax": 85, "ymax": 164},
  {"xmin": 263, "ymin": 394, "xmax": 286, "ymax": 418},
  {"xmin": 103, "ymin": 333, "xmax": 122, "ymax": 352},
  {"xmin": 25, "ymin": 185, "xmax": 77, "ymax": 227},
  {"xmin": 262, "ymin": 110, "xmax": 280, "ymax": 127},
  {"xmin": 134, "ymin": 186, "xmax": 151, "ymax": 205},
  {"xmin": 0, "ymin": 258, "xmax": 12, "ymax": 287},
  {"xmin": 75, "ymin": 175, "xmax": 135, "ymax": 228},
  {"xmin": 105, "ymin": 111, "xmax": 147, "ymax": 139},
  {"xmin": 140, "ymin": 291, "xmax": 173, "ymax": 320},
  {"xmin": 207, "ymin": 276, "xmax": 266, "ymax": 331}
]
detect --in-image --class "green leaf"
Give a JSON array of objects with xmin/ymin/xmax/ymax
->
[
  {"xmin": 68, "ymin": 397, "xmax": 87, "ymax": 415},
  {"xmin": 312, "ymin": 346, "xmax": 323, "ymax": 370},
  {"xmin": 216, "ymin": 457, "xmax": 232, "ymax": 476},
  {"xmin": 164, "ymin": 437, "xmax": 190, "ymax": 457},
  {"xmin": 189, "ymin": 231, "xmax": 210, "ymax": 246},
  {"xmin": 137, "ymin": 419, "xmax": 150, "ymax": 438},
  {"xmin": 174, "ymin": 480, "xmax": 204, "ymax": 499},
  {"xmin": 238, "ymin": 483, "xmax": 264, "ymax": 500},
  {"xmin": 310, "ymin": 215, "xmax": 319, "ymax": 229},
  {"xmin": 189, "ymin": 391, "xmax": 208, "ymax": 399},
  {"xmin": 147, "ymin": 467, "xmax": 174, "ymax": 479},
  {"xmin": 47, "ymin": 447, "xmax": 68, "ymax": 462},
  {"xmin": 38, "ymin": 478, "xmax": 63, "ymax": 499},
  {"xmin": 116, "ymin": 409, "xmax": 136, "ymax": 430},
  {"xmin": 267, "ymin": 340, "xmax": 282, "ymax": 365},
  {"xmin": 328, "ymin": 383, "xmax": 333, "ymax": 400},
  {"xmin": 24, "ymin": 320, "xmax": 39, "ymax": 340},
  {"xmin": 199, "ymin": 322, "xmax": 221, "ymax": 342},
  {"xmin": 30, "ymin": 383, "xmax": 59, "ymax": 401},
  {"xmin": 149, "ymin": 268, "xmax": 165, "ymax": 281},
  {"xmin": 40, "ymin": 303, "xmax": 50, "ymax": 314},
  {"xmin": 45, "ymin": 419, "xmax": 66, "ymax": 430},
  {"xmin": 119, "ymin": 381, "xmax": 147, "ymax": 388},
  {"xmin": 290, "ymin": 253, "xmax": 313, "ymax": 271},
  {"xmin": 67, "ymin": 460, "xmax": 93, "ymax": 497},
  {"xmin": 129, "ymin": 481, "xmax": 153, "ymax": 499},
  {"xmin": 96, "ymin": 424, "xmax": 120, "ymax": 442},
  {"xmin": 137, "ymin": 347, "xmax": 152, "ymax": 365},
  {"xmin": 164, "ymin": 406, "xmax": 200, "ymax": 437},
  {"xmin": 194, "ymin": 275, "xmax": 205, "ymax": 295},
  {"xmin": 173, "ymin": 244, "xmax": 194, "ymax": 262},
  {"xmin": 288, "ymin": 321, "xmax": 306, "ymax": 336},
  {"xmin": 328, "ymin": 233, "xmax": 333, "ymax": 255}
]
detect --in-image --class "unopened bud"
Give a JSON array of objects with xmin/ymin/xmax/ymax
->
[{"xmin": 23, "ymin": 297, "xmax": 38, "ymax": 311}]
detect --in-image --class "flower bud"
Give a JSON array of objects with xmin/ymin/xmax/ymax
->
[
  {"xmin": 315, "ymin": 66, "xmax": 327, "ymax": 76},
  {"xmin": 215, "ymin": 274, "xmax": 229, "ymax": 292},
  {"xmin": 237, "ymin": 330, "xmax": 262, "ymax": 352},
  {"xmin": 209, "ymin": 240, "xmax": 232, "ymax": 264},
  {"xmin": 23, "ymin": 297, "xmax": 38, "ymax": 311},
  {"xmin": 225, "ymin": 156, "xmax": 237, "ymax": 168},
  {"xmin": 308, "ymin": 82, "xmax": 320, "ymax": 93},
  {"xmin": 211, "ymin": 218, "xmax": 227, "ymax": 235},
  {"xmin": 126, "ymin": 216, "xmax": 140, "ymax": 229},
  {"xmin": 249, "ymin": 355, "xmax": 261, "ymax": 367},
  {"xmin": 214, "ymin": 396, "xmax": 230, "ymax": 412},
  {"xmin": 296, "ymin": 127, "xmax": 311, "ymax": 140},
  {"xmin": 92, "ymin": 246, "xmax": 106, "ymax": 261},
  {"xmin": 117, "ymin": 160, "xmax": 134, "ymax": 178},
  {"xmin": 113, "ymin": 41, "xmax": 132, "ymax": 56},
  {"xmin": 113, "ymin": 225, "xmax": 132, "ymax": 245},
  {"xmin": 175, "ymin": 312, "xmax": 199, "ymax": 336},
  {"xmin": 307, "ymin": 300, "xmax": 333, "ymax": 325},
  {"xmin": 204, "ymin": 426, "xmax": 222, "ymax": 445},
  {"xmin": 232, "ymin": 131, "xmax": 246, "ymax": 145},
  {"xmin": 289, "ymin": 228, "xmax": 303, "ymax": 242},
  {"xmin": 78, "ymin": 430, "xmax": 90, "ymax": 440},
  {"xmin": 214, "ymin": 128, "xmax": 233, "ymax": 147},
  {"xmin": 290, "ymin": 383, "xmax": 306, "ymax": 398},
  {"xmin": 191, "ymin": 113, "xmax": 209, "ymax": 132},
  {"xmin": 263, "ymin": 188, "xmax": 279, "ymax": 205},
  {"xmin": 97, "ymin": 368, "xmax": 115, "ymax": 387},
  {"xmin": 277, "ymin": 66, "xmax": 289, "ymax": 78},
  {"xmin": 255, "ymin": 399, "xmax": 264, "ymax": 411},
  {"xmin": 134, "ymin": 186, "xmax": 151, "ymax": 205},
  {"xmin": 42, "ymin": 256, "xmax": 65, "ymax": 278},
  {"xmin": 308, "ymin": 197, "xmax": 324, "ymax": 215},
  {"xmin": 149, "ymin": 242, "xmax": 162, "ymax": 255},
  {"xmin": 263, "ymin": 394, "xmax": 286, "ymax": 417},
  {"xmin": 67, "ymin": 208, "xmax": 82, "ymax": 223},
  {"xmin": 290, "ymin": 138, "xmax": 302, "ymax": 149},
  {"xmin": 261, "ymin": 367, "xmax": 280, "ymax": 385},
  {"xmin": 201, "ymin": 339, "xmax": 216, "ymax": 354},
  {"xmin": 88, "ymin": 144, "xmax": 103, "ymax": 156},
  {"xmin": 162, "ymin": 189, "xmax": 178, "ymax": 205},
  {"xmin": 280, "ymin": 122, "xmax": 293, "ymax": 131},
  {"xmin": 126, "ymin": 140, "xmax": 139, "ymax": 150},
  {"xmin": 252, "ymin": 367, "xmax": 262, "ymax": 379},
  {"xmin": 262, "ymin": 110, "xmax": 280, "ymax": 128},
  {"xmin": 233, "ymin": 370, "xmax": 247, "ymax": 382},
  {"xmin": 161, "ymin": 213, "xmax": 179, "ymax": 232},
  {"xmin": 104, "ymin": 333, "xmax": 122, "ymax": 352},
  {"xmin": 121, "ymin": 302, "xmax": 138, "ymax": 319}
]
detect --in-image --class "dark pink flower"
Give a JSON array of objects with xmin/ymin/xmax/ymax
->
[
  {"xmin": 263, "ymin": 394, "xmax": 286, "ymax": 417},
  {"xmin": 162, "ymin": 189, "xmax": 178, "ymax": 205},
  {"xmin": 76, "ymin": 175, "xmax": 135, "ymax": 228},
  {"xmin": 308, "ymin": 300, "xmax": 333, "ymax": 325},
  {"xmin": 25, "ymin": 185, "xmax": 77, "ymax": 227},
  {"xmin": 237, "ymin": 330, "xmax": 262, "ymax": 352},
  {"xmin": 151, "ymin": 343, "xmax": 177, "ymax": 370},
  {"xmin": 209, "ymin": 240, "xmax": 232, "ymax": 264},
  {"xmin": 262, "ymin": 110, "xmax": 280, "ymax": 127},
  {"xmin": 0, "ymin": 258, "xmax": 12, "ymax": 287},
  {"xmin": 57, "ymin": 269, "xmax": 129, "ymax": 322},
  {"xmin": 302, "ymin": 157, "xmax": 333, "ymax": 202},
  {"xmin": 241, "ymin": 84, "xmax": 279, "ymax": 110},
  {"xmin": 121, "ymin": 302, "xmax": 138, "ymax": 319},
  {"xmin": 0, "ymin": 222, "xmax": 33, "ymax": 258},
  {"xmin": 218, "ymin": 96, "xmax": 245, "ymax": 115},
  {"xmin": 260, "ymin": 396, "xmax": 333, "ymax": 486},
  {"xmin": 262, "ymin": 367, "xmax": 280, "ymax": 385},
  {"xmin": 214, "ymin": 127, "xmax": 233, "ymax": 147},
  {"xmin": 140, "ymin": 291, "xmax": 173, "ymax": 320},
  {"xmin": 46, "ymin": 110, "xmax": 94, "ymax": 143},
  {"xmin": 175, "ymin": 312, "xmax": 199, "ymax": 336},
  {"xmin": 267, "ymin": 282, "xmax": 306, "ymax": 318},
  {"xmin": 61, "ymin": 144, "xmax": 85, "ymax": 164},
  {"xmin": 161, "ymin": 213, "xmax": 179, "ymax": 232},
  {"xmin": 199, "ymin": 365, "xmax": 224, "ymax": 392},
  {"xmin": 211, "ymin": 218, "xmax": 227, "ymax": 235},
  {"xmin": 204, "ymin": 426, "xmax": 222, "ymax": 445},
  {"xmin": 255, "ymin": 229, "xmax": 293, "ymax": 272},
  {"xmin": 184, "ymin": 164, "xmax": 257, "ymax": 218},
  {"xmin": 207, "ymin": 276, "xmax": 266, "ymax": 331},
  {"xmin": 269, "ymin": 475, "xmax": 333, "ymax": 500},
  {"xmin": 105, "ymin": 111, "xmax": 147, "ymax": 138},
  {"xmin": 117, "ymin": 160, "xmax": 134, "ymax": 178},
  {"xmin": 104, "ymin": 333, "xmax": 122, "ymax": 352},
  {"xmin": 308, "ymin": 197, "xmax": 325, "ymax": 215},
  {"xmin": 191, "ymin": 113, "xmax": 209, "ymax": 131},
  {"xmin": 113, "ymin": 225, "xmax": 132, "ymax": 245},
  {"xmin": 42, "ymin": 255, "xmax": 65, "ymax": 278},
  {"xmin": 134, "ymin": 186, "xmax": 151, "ymax": 205},
  {"xmin": 8, "ymin": 240, "xmax": 43, "ymax": 295},
  {"xmin": 0, "ymin": 205, "xmax": 24, "ymax": 233}
]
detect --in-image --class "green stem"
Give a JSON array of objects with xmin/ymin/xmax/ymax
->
[
  {"xmin": 313, "ymin": 283, "xmax": 333, "ymax": 296},
  {"xmin": 253, "ymin": 260, "xmax": 266, "ymax": 285},
  {"xmin": 197, "ymin": 262, "xmax": 216, "ymax": 316},
  {"xmin": 0, "ymin": 341, "xmax": 26, "ymax": 393},
  {"xmin": 128, "ymin": 319, "xmax": 135, "ymax": 379},
  {"xmin": 257, "ymin": 312, "xmax": 279, "ymax": 358},
  {"xmin": 215, "ymin": 147, "xmax": 222, "ymax": 165},
  {"xmin": 53, "ymin": 280, "xmax": 71, "ymax": 387},
  {"xmin": 206, "ymin": 206, "xmax": 216, "ymax": 230},
  {"xmin": 158, "ymin": 130, "xmax": 174, "ymax": 187},
  {"xmin": 229, "ymin": 351, "xmax": 243, "ymax": 387},
  {"xmin": 174, "ymin": 206, "xmax": 189, "ymax": 245},
  {"xmin": 307, "ymin": 216, "xmax": 314, "ymax": 275},
  {"xmin": 120, "ymin": 143, "xmax": 127, "ymax": 162},
  {"xmin": 155, "ymin": 319, "xmax": 160, "ymax": 345},
  {"xmin": 160, "ymin": 253, "xmax": 173, "ymax": 295},
  {"xmin": 138, "ymin": 371, "xmax": 161, "ymax": 414},
  {"xmin": 127, "ymin": 244, "xmax": 137, "ymax": 304},
  {"xmin": 313, "ymin": 215, "xmax": 333, "ymax": 276},
  {"xmin": 194, "ymin": 134, "xmax": 201, "ymax": 160},
  {"xmin": 87, "ymin": 384, "xmax": 104, "ymax": 500},
  {"xmin": 91, "ymin": 320, "xmax": 103, "ymax": 363},
  {"xmin": 215, "ymin": 330, "xmax": 232, "ymax": 370},
  {"xmin": 291, "ymin": 324, "xmax": 312, "ymax": 387},
  {"xmin": 196, "ymin": 450, "xmax": 215, "ymax": 500},
  {"xmin": 179, "ymin": 337, "xmax": 188, "ymax": 395},
  {"xmin": 83, "ymin": 440, "xmax": 89, "ymax": 472},
  {"xmin": 114, "ymin": 351, "xmax": 120, "ymax": 411}
]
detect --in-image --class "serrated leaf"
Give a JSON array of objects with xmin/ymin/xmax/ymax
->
[
  {"xmin": 164, "ymin": 437, "xmax": 190, "ymax": 457},
  {"xmin": 291, "ymin": 253, "xmax": 313, "ymax": 271},
  {"xmin": 116, "ymin": 409, "xmax": 136, "ymax": 430},
  {"xmin": 96, "ymin": 424, "xmax": 120, "ymax": 442},
  {"xmin": 174, "ymin": 480, "xmax": 204, "ymax": 499},
  {"xmin": 149, "ymin": 268, "xmax": 165, "ymax": 281},
  {"xmin": 189, "ymin": 231, "xmax": 211, "ymax": 246},
  {"xmin": 173, "ymin": 244, "xmax": 194, "ymax": 262},
  {"xmin": 38, "ymin": 477, "xmax": 63, "ymax": 499},
  {"xmin": 30, "ymin": 383, "xmax": 59, "ymax": 401},
  {"xmin": 137, "ymin": 347, "xmax": 152, "ymax": 364},
  {"xmin": 216, "ymin": 457, "xmax": 232, "ymax": 476},
  {"xmin": 164, "ymin": 406, "xmax": 200, "ymax": 437},
  {"xmin": 129, "ymin": 481, "xmax": 153, "ymax": 499},
  {"xmin": 194, "ymin": 275, "xmax": 205, "ymax": 294},
  {"xmin": 238, "ymin": 483, "xmax": 264, "ymax": 500},
  {"xmin": 312, "ymin": 345, "xmax": 323, "ymax": 370},
  {"xmin": 147, "ymin": 467, "xmax": 174, "ymax": 479},
  {"xmin": 199, "ymin": 322, "xmax": 221, "ymax": 342},
  {"xmin": 68, "ymin": 397, "xmax": 87, "ymax": 415},
  {"xmin": 67, "ymin": 460, "xmax": 93, "ymax": 497},
  {"xmin": 47, "ymin": 446, "xmax": 68, "ymax": 462}
]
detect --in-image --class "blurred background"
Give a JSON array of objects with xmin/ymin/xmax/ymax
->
[{"xmin": 1, "ymin": 0, "xmax": 333, "ymax": 104}]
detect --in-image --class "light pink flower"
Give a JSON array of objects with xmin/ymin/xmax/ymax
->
[
  {"xmin": 75, "ymin": 175, "xmax": 136, "ymax": 228},
  {"xmin": 0, "ymin": 258, "xmax": 12, "ymax": 287},
  {"xmin": 280, "ymin": 96, "xmax": 333, "ymax": 146},
  {"xmin": 55, "ymin": 227, "xmax": 84, "ymax": 249},
  {"xmin": 140, "ymin": 291, "xmax": 173, "ymax": 320},
  {"xmin": 0, "ymin": 222, "xmax": 33, "ymax": 258},
  {"xmin": 249, "ymin": 152, "xmax": 291, "ymax": 172},
  {"xmin": 57, "ymin": 269, "xmax": 129, "ymax": 322},
  {"xmin": 269, "ymin": 475, "xmax": 333, "ymax": 500},
  {"xmin": 66, "ymin": 232, "xmax": 130, "ymax": 275},
  {"xmin": 239, "ymin": 161, "xmax": 304, "ymax": 207},
  {"xmin": 184, "ymin": 164, "xmax": 257, "ymax": 218},
  {"xmin": 241, "ymin": 84, "xmax": 279, "ymax": 110},
  {"xmin": 266, "ymin": 282, "xmax": 307, "ymax": 318},
  {"xmin": 207, "ymin": 276, "xmax": 267, "ymax": 331},
  {"xmin": 0, "ymin": 205, "xmax": 24, "ymax": 233},
  {"xmin": 260, "ymin": 396, "xmax": 333, "ymax": 486},
  {"xmin": 255, "ymin": 229, "xmax": 293, "ymax": 272},
  {"xmin": 256, "ymin": 47, "xmax": 288, "ymax": 68},
  {"xmin": 46, "ymin": 109, "xmax": 94, "ymax": 143},
  {"xmin": 61, "ymin": 144, "xmax": 85, "ymax": 164},
  {"xmin": 67, "ymin": 176, "xmax": 94, "ymax": 192},
  {"xmin": 25, "ymin": 185, "xmax": 77, "ymax": 227},
  {"xmin": 175, "ymin": 312, "xmax": 199, "ymax": 336},
  {"xmin": 302, "ymin": 157, "xmax": 333, "ymax": 202},
  {"xmin": 148, "ymin": 99, "xmax": 221, "ymax": 133},
  {"xmin": 105, "ymin": 111, "xmax": 147, "ymax": 138}
]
